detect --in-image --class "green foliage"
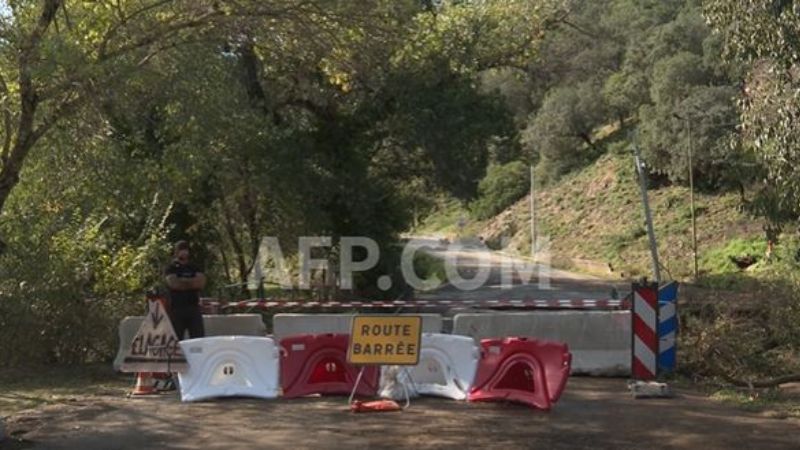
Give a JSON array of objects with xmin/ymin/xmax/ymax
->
[
  {"xmin": 470, "ymin": 161, "xmax": 530, "ymax": 220},
  {"xmin": 523, "ymin": 81, "xmax": 608, "ymax": 182},
  {"xmin": 603, "ymin": 69, "xmax": 649, "ymax": 124},
  {"xmin": 0, "ymin": 209, "xmax": 170, "ymax": 365},
  {"xmin": 412, "ymin": 251, "xmax": 447, "ymax": 292},
  {"xmin": 0, "ymin": 1, "xmax": 564, "ymax": 365},
  {"xmin": 705, "ymin": 0, "xmax": 800, "ymax": 224},
  {"xmin": 516, "ymin": 1, "xmax": 746, "ymax": 190},
  {"xmin": 638, "ymin": 84, "xmax": 742, "ymax": 189},
  {"xmin": 413, "ymin": 197, "xmax": 471, "ymax": 235},
  {"xmin": 649, "ymin": 52, "xmax": 708, "ymax": 105},
  {"xmin": 700, "ymin": 238, "xmax": 767, "ymax": 275}
]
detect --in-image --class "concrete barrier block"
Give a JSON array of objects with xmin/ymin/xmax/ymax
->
[
  {"xmin": 114, "ymin": 314, "xmax": 266, "ymax": 371},
  {"xmin": 452, "ymin": 311, "xmax": 631, "ymax": 376},
  {"xmin": 272, "ymin": 313, "xmax": 443, "ymax": 340}
]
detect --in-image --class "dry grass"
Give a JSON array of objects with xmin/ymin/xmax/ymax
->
[{"xmin": 478, "ymin": 153, "xmax": 763, "ymax": 281}]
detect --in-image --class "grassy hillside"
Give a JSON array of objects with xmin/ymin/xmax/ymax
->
[{"xmin": 417, "ymin": 151, "xmax": 767, "ymax": 282}]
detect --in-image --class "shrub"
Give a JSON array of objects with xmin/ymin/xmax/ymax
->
[
  {"xmin": 469, "ymin": 161, "xmax": 530, "ymax": 220},
  {"xmin": 0, "ymin": 213, "xmax": 170, "ymax": 366}
]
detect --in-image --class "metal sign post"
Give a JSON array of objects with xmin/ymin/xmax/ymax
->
[
  {"xmin": 633, "ymin": 137, "xmax": 661, "ymax": 284},
  {"xmin": 347, "ymin": 315, "xmax": 422, "ymax": 409}
]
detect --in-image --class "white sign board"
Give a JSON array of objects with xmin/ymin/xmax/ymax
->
[{"xmin": 120, "ymin": 299, "xmax": 188, "ymax": 372}]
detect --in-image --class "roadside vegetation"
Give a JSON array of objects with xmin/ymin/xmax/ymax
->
[
  {"xmin": 0, "ymin": 0, "xmax": 798, "ymax": 415},
  {"xmin": 417, "ymin": 0, "xmax": 800, "ymax": 397},
  {"xmin": 0, "ymin": 0, "xmax": 561, "ymax": 366}
]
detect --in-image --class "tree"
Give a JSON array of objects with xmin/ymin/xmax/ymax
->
[
  {"xmin": 649, "ymin": 52, "xmax": 708, "ymax": 106},
  {"xmin": 470, "ymin": 161, "xmax": 530, "ymax": 220},
  {"xmin": 0, "ymin": 0, "xmax": 378, "ymax": 251},
  {"xmin": 705, "ymin": 0, "xmax": 800, "ymax": 223},
  {"xmin": 603, "ymin": 69, "xmax": 649, "ymax": 126},
  {"xmin": 1, "ymin": 0, "xmax": 562, "ymax": 289},
  {"xmin": 639, "ymin": 84, "xmax": 740, "ymax": 189},
  {"xmin": 523, "ymin": 80, "xmax": 608, "ymax": 181}
]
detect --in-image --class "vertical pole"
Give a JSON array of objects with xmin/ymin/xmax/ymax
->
[
  {"xmin": 687, "ymin": 120, "xmax": 698, "ymax": 279},
  {"xmin": 633, "ymin": 138, "xmax": 661, "ymax": 284},
  {"xmin": 530, "ymin": 165, "xmax": 536, "ymax": 257},
  {"xmin": 257, "ymin": 278, "xmax": 265, "ymax": 299},
  {"xmin": 348, "ymin": 366, "xmax": 366, "ymax": 405}
]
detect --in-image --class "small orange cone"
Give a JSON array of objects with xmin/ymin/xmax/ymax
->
[{"xmin": 131, "ymin": 372, "xmax": 158, "ymax": 395}]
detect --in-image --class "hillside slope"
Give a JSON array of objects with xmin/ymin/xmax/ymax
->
[{"xmin": 420, "ymin": 152, "xmax": 765, "ymax": 281}]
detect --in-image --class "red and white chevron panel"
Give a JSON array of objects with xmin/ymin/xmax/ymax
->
[
  {"xmin": 632, "ymin": 284, "xmax": 659, "ymax": 380},
  {"xmin": 200, "ymin": 297, "xmax": 630, "ymax": 312}
]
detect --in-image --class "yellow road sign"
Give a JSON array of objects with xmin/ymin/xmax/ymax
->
[{"xmin": 348, "ymin": 315, "xmax": 422, "ymax": 365}]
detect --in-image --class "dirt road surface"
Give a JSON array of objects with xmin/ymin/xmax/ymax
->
[{"xmin": 4, "ymin": 378, "xmax": 798, "ymax": 450}]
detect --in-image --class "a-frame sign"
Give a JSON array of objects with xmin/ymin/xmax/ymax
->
[{"xmin": 120, "ymin": 299, "xmax": 188, "ymax": 372}]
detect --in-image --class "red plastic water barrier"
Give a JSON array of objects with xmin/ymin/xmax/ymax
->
[
  {"xmin": 468, "ymin": 337, "xmax": 571, "ymax": 410},
  {"xmin": 280, "ymin": 334, "xmax": 379, "ymax": 398}
]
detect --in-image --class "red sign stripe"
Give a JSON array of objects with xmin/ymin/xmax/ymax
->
[
  {"xmin": 636, "ymin": 287, "xmax": 658, "ymax": 307},
  {"xmin": 633, "ymin": 314, "xmax": 657, "ymax": 352},
  {"xmin": 632, "ymin": 356, "xmax": 656, "ymax": 379}
]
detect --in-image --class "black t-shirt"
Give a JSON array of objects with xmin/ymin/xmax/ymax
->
[{"xmin": 165, "ymin": 261, "xmax": 201, "ymax": 308}]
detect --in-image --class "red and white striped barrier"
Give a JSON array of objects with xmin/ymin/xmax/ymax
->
[
  {"xmin": 632, "ymin": 283, "xmax": 659, "ymax": 380},
  {"xmin": 201, "ymin": 297, "xmax": 630, "ymax": 312}
]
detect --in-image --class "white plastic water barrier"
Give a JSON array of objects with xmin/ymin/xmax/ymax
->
[
  {"xmin": 379, "ymin": 333, "xmax": 479, "ymax": 401},
  {"xmin": 114, "ymin": 314, "xmax": 266, "ymax": 370},
  {"xmin": 178, "ymin": 336, "xmax": 280, "ymax": 402},
  {"xmin": 452, "ymin": 311, "xmax": 631, "ymax": 376}
]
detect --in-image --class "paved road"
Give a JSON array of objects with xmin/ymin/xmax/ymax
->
[
  {"xmin": 409, "ymin": 236, "xmax": 629, "ymax": 302},
  {"xmin": 5, "ymin": 378, "xmax": 797, "ymax": 449}
]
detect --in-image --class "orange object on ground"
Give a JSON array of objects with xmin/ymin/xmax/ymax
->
[
  {"xmin": 131, "ymin": 372, "xmax": 158, "ymax": 395},
  {"xmin": 350, "ymin": 399, "xmax": 402, "ymax": 413}
]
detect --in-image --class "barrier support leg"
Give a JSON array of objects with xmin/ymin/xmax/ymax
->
[
  {"xmin": 348, "ymin": 367, "xmax": 366, "ymax": 405},
  {"xmin": 400, "ymin": 367, "xmax": 412, "ymax": 409}
]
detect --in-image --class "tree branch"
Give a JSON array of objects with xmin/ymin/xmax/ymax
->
[
  {"xmin": 0, "ymin": 0, "xmax": 62, "ymax": 219},
  {"xmin": 557, "ymin": 18, "xmax": 600, "ymax": 39},
  {"xmin": 98, "ymin": 8, "xmax": 224, "ymax": 63},
  {"xmin": 98, "ymin": 0, "xmax": 174, "ymax": 59},
  {"xmin": 0, "ymin": 73, "xmax": 12, "ymax": 166}
]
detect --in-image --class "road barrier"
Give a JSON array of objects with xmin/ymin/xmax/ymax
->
[
  {"xmin": 119, "ymin": 282, "xmax": 678, "ymax": 407},
  {"xmin": 379, "ymin": 333, "xmax": 479, "ymax": 401},
  {"xmin": 468, "ymin": 337, "xmax": 571, "ymax": 410},
  {"xmin": 178, "ymin": 336, "xmax": 280, "ymax": 402},
  {"xmin": 452, "ymin": 311, "xmax": 631, "ymax": 376},
  {"xmin": 280, "ymin": 333, "xmax": 380, "ymax": 398}
]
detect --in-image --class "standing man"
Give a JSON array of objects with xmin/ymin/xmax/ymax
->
[{"xmin": 165, "ymin": 240, "xmax": 206, "ymax": 339}]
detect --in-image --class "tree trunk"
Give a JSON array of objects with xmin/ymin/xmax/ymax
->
[{"xmin": 0, "ymin": 0, "xmax": 62, "ymax": 251}]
